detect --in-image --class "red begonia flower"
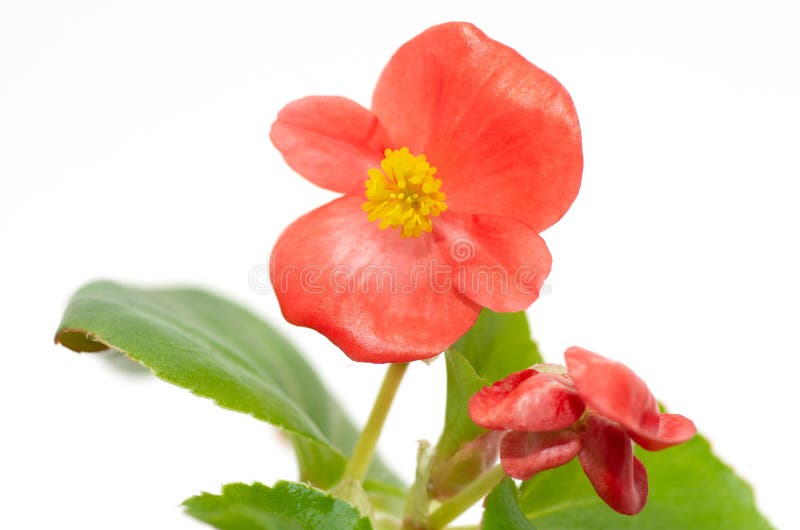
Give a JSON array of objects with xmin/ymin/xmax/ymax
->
[
  {"xmin": 468, "ymin": 347, "xmax": 696, "ymax": 515},
  {"xmin": 269, "ymin": 22, "xmax": 582, "ymax": 363}
]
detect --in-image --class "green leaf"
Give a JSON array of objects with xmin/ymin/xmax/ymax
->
[
  {"xmin": 55, "ymin": 281, "xmax": 403, "ymax": 500},
  {"xmin": 483, "ymin": 478, "xmax": 537, "ymax": 530},
  {"xmin": 184, "ymin": 481, "xmax": 373, "ymax": 530},
  {"xmin": 429, "ymin": 310, "xmax": 543, "ymax": 499},
  {"xmin": 435, "ymin": 310, "xmax": 543, "ymax": 463},
  {"xmin": 452, "ymin": 309, "xmax": 542, "ymax": 382},
  {"xmin": 436, "ymin": 350, "xmax": 487, "ymax": 460},
  {"xmin": 519, "ymin": 435, "xmax": 774, "ymax": 529}
]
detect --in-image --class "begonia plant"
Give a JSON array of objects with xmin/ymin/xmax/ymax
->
[{"xmin": 54, "ymin": 21, "xmax": 773, "ymax": 530}]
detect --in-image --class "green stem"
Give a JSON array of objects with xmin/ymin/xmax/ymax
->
[
  {"xmin": 343, "ymin": 362, "xmax": 409, "ymax": 483},
  {"xmin": 428, "ymin": 464, "xmax": 505, "ymax": 529}
]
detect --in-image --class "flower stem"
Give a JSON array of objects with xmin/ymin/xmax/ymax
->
[
  {"xmin": 343, "ymin": 362, "xmax": 409, "ymax": 483},
  {"xmin": 427, "ymin": 464, "xmax": 505, "ymax": 529}
]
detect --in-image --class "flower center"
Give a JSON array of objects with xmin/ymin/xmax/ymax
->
[{"xmin": 362, "ymin": 147, "xmax": 448, "ymax": 238}]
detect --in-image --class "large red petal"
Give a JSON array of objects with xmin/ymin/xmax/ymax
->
[
  {"xmin": 565, "ymin": 347, "xmax": 661, "ymax": 436},
  {"xmin": 270, "ymin": 196, "xmax": 480, "ymax": 363},
  {"xmin": 433, "ymin": 212, "xmax": 551, "ymax": 312},
  {"xmin": 372, "ymin": 22, "xmax": 582, "ymax": 232},
  {"xmin": 270, "ymin": 96, "xmax": 390, "ymax": 195},
  {"xmin": 579, "ymin": 415, "xmax": 648, "ymax": 515},
  {"xmin": 500, "ymin": 430, "xmax": 582, "ymax": 480},
  {"xmin": 469, "ymin": 370, "xmax": 584, "ymax": 432}
]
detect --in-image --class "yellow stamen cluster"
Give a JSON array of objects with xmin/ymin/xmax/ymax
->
[{"xmin": 362, "ymin": 147, "xmax": 447, "ymax": 238}]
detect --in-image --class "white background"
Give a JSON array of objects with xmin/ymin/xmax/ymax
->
[{"xmin": 2, "ymin": 1, "xmax": 798, "ymax": 528}]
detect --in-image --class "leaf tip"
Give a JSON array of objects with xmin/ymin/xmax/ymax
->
[{"xmin": 54, "ymin": 328, "xmax": 110, "ymax": 352}]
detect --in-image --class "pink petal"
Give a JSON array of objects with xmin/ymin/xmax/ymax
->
[
  {"xmin": 579, "ymin": 415, "xmax": 648, "ymax": 515},
  {"xmin": 468, "ymin": 369, "xmax": 537, "ymax": 426},
  {"xmin": 270, "ymin": 196, "xmax": 480, "ymax": 363},
  {"xmin": 372, "ymin": 22, "xmax": 582, "ymax": 232},
  {"xmin": 469, "ymin": 369, "xmax": 585, "ymax": 432},
  {"xmin": 628, "ymin": 413, "xmax": 697, "ymax": 451},
  {"xmin": 565, "ymin": 347, "xmax": 661, "ymax": 437},
  {"xmin": 500, "ymin": 430, "xmax": 582, "ymax": 480},
  {"xmin": 433, "ymin": 212, "xmax": 552, "ymax": 312},
  {"xmin": 270, "ymin": 96, "xmax": 391, "ymax": 195}
]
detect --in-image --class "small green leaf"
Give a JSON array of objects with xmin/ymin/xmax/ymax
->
[
  {"xmin": 184, "ymin": 481, "xmax": 373, "ymax": 530},
  {"xmin": 55, "ymin": 281, "xmax": 403, "ymax": 501},
  {"xmin": 452, "ymin": 309, "xmax": 542, "ymax": 382},
  {"xmin": 436, "ymin": 350, "xmax": 487, "ymax": 460},
  {"xmin": 519, "ymin": 435, "xmax": 774, "ymax": 529},
  {"xmin": 428, "ymin": 310, "xmax": 543, "ymax": 499},
  {"xmin": 483, "ymin": 478, "xmax": 537, "ymax": 530},
  {"xmin": 435, "ymin": 310, "xmax": 543, "ymax": 465}
]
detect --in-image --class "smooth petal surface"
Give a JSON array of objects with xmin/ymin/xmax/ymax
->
[
  {"xmin": 500, "ymin": 430, "xmax": 582, "ymax": 480},
  {"xmin": 270, "ymin": 196, "xmax": 480, "ymax": 363},
  {"xmin": 579, "ymin": 415, "xmax": 648, "ymax": 515},
  {"xmin": 372, "ymin": 22, "xmax": 582, "ymax": 232},
  {"xmin": 270, "ymin": 96, "xmax": 390, "ymax": 195},
  {"xmin": 433, "ymin": 211, "xmax": 552, "ymax": 312},
  {"xmin": 566, "ymin": 347, "xmax": 661, "ymax": 437},
  {"xmin": 628, "ymin": 413, "xmax": 697, "ymax": 451},
  {"xmin": 469, "ymin": 370, "xmax": 584, "ymax": 432},
  {"xmin": 469, "ymin": 369, "xmax": 537, "ymax": 428}
]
